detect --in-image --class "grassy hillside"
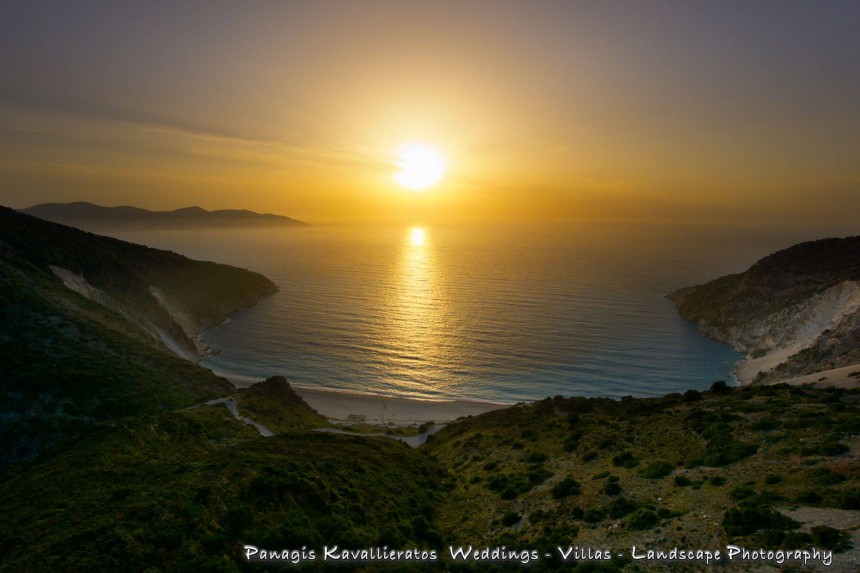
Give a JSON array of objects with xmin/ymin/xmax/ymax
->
[
  {"xmin": 3, "ymin": 380, "xmax": 857, "ymax": 571},
  {"xmin": 426, "ymin": 382, "xmax": 859, "ymax": 570},
  {"xmin": 0, "ymin": 403, "xmax": 442, "ymax": 572},
  {"xmin": 0, "ymin": 206, "xmax": 279, "ymax": 465}
]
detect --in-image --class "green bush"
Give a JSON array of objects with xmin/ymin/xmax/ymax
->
[
  {"xmin": 612, "ymin": 451, "xmax": 638, "ymax": 468},
  {"xmin": 722, "ymin": 507, "xmax": 799, "ymax": 536},
  {"xmin": 730, "ymin": 486, "xmax": 756, "ymax": 502},
  {"xmin": 552, "ymin": 477, "xmax": 582, "ymax": 499},
  {"xmin": 641, "ymin": 461, "xmax": 674, "ymax": 479},
  {"xmin": 628, "ymin": 508, "xmax": 658, "ymax": 530},
  {"xmin": 583, "ymin": 508, "xmax": 606, "ymax": 523},
  {"xmin": 607, "ymin": 497, "xmax": 638, "ymax": 518},
  {"xmin": 810, "ymin": 525, "xmax": 852, "ymax": 552},
  {"xmin": 604, "ymin": 481, "xmax": 622, "ymax": 496}
]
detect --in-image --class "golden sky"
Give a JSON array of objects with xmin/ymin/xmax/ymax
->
[{"xmin": 1, "ymin": 2, "xmax": 858, "ymax": 225}]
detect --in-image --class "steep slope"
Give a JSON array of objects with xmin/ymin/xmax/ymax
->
[
  {"xmin": 1, "ymin": 206, "xmax": 278, "ymax": 359},
  {"xmin": 668, "ymin": 237, "xmax": 860, "ymax": 383},
  {"xmin": 0, "ymin": 207, "xmax": 278, "ymax": 464}
]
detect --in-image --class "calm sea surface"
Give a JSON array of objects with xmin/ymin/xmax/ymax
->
[{"xmin": 108, "ymin": 222, "xmax": 831, "ymax": 403}]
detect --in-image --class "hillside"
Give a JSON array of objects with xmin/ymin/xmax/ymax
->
[
  {"xmin": 0, "ymin": 207, "xmax": 276, "ymax": 463},
  {"xmin": 668, "ymin": 237, "xmax": 860, "ymax": 384},
  {"xmin": 1, "ymin": 206, "xmax": 278, "ymax": 359},
  {"xmin": 426, "ymin": 383, "xmax": 860, "ymax": 571},
  {"xmin": 20, "ymin": 201, "xmax": 308, "ymax": 230}
]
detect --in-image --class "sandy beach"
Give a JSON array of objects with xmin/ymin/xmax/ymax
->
[{"xmin": 225, "ymin": 375, "xmax": 511, "ymax": 425}]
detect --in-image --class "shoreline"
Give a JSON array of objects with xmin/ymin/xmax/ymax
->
[{"xmin": 221, "ymin": 374, "xmax": 512, "ymax": 425}]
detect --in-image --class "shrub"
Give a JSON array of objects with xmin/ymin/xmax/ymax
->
[
  {"xmin": 795, "ymin": 490, "xmax": 822, "ymax": 504},
  {"xmin": 810, "ymin": 525, "xmax": 852, "ymax": 552},
  {"xmin": 641, "ymin": 461, "xmax": 674, "ymax": 479},
  {"xmin": 764, "ymin": 474, "xmax": 782, "ymax": 485},
  {"xmin": 529, "ymin": 468, "xmax": 553, "ymax": 485},
  {"xmin": 612, "ymin": 452, "xmax": 638, "ymax": 468},
  {"xmin": 833, "ymin": 488, "xmax": 860, "ymax": 509},
  {"xmin": 628, "ymin": 508, "xmax": 658, "ymax": 530},
  {"xmin": 710, "ymin": 380, "xmax": 730, "ymax": 394},
  {"xmin": 722, "ymin": 507, "xmax": 799, "ymax": 536},
  {"xmin": 487, "ymin": 475, "xmax": 508, "ymax": 492},
  {"xmin": 674, "ymin": 476, "xmax": 691, "ymax": 487},
  {"xmin": 607, "ymin": 496, "xmax": 638, "ymax": 518},
  {"xmin": 501, "ymin": 487, "xmax": 519, "ymax": 500},
  {"xmin": 501, "ymin": 512, "xmax": 521, "ymax": 527},
  {"xmin": 552, "ymin": 477, "xmax": 581, "ymax": 499},
  {"xmin": 604, "ymin": 481, "xmax": 622, "ymax": 496},
  {"xmin": 681, "ymin": 389, "xmax": 702, "ymax": 403},
  {"xmin": 583, "ymin": 508, "xmax": 606, "ymax": 523},
  {"xmin": 811, "ymin": 468, "xmax": 846, "ymax": 485},
  {"xmin": 730, "ymin": 486, "xmax": 757, "ymax": 502}
]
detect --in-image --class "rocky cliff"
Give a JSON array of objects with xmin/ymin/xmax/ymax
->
[{"xmin": 669, "ymin": 237, "xmax": 860, "ymax": 384}]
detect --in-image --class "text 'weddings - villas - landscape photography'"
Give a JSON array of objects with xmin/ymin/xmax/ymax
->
[{"xmin": 1, "ymin": 2, "xmax": 859, "ymax": 572}]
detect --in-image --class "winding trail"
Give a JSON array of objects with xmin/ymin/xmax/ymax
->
[
  {"xmin": 184, "ymin": 398, "xmax": 445, "ymax": 446},
  {"xmin": 201, "ymin": 398, "xmax": 274, "ymax": 437}
]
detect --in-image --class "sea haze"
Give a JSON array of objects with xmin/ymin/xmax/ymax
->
[{"xmin": 106, "ymin": 222, "xmax": 821, "ymax": 403}]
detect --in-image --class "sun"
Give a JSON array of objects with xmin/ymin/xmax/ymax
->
[{"xmin": 394, "ymin": 143, "xmax": 448, "ymax": 191}]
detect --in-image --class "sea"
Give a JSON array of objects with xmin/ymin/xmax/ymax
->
[{"xmin": 107, "ymin": 222, "xmax": 841, "ymax": 404}]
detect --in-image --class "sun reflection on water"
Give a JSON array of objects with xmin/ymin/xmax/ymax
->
[{"xmin": 383, "ymin": 227, "xmax": 454, "ymax": 396}]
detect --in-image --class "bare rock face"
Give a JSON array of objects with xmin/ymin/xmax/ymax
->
[{"xmin": 668, "ymin": 237, "xmax": 860, "ymax": 383}]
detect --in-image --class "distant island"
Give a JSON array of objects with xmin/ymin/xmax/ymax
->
[{"xmin": 19, "ymin": 201, "xmax": 308, "ymax": 230}]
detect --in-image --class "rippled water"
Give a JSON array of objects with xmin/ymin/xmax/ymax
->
[{"xmin": 109, "ymin": 222, "xmax": 820, "ymax": 402}]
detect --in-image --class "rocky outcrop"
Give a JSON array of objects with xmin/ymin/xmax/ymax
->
[{"xmin": 669, "ymin": 237, "xmax": 860, "ymax": 384}]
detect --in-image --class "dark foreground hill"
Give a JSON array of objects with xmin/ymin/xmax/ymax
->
[
  {"xmin": 20, "ymin": 201, "xmax": 308, "ymax": 230},
  {"xmin": 669, "ymin": 236, "xmax": 860, "ymax": 384}
]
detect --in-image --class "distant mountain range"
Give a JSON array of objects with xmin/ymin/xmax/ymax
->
[{"xmin": 19, "ymin": 201, "xmax": 308, "ymax": 229}]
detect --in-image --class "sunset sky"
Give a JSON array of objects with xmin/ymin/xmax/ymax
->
[{"xmin": 1, "ymin": 1, "xmax": 858, "ymax": 225}]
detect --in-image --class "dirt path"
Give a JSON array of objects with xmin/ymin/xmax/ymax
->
[{"xmin": 202, "ymin": 398, "xmax": 274, "ymax": 437}]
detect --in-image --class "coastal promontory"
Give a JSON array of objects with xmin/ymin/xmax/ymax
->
[{"xmin": 669, "ymin": 236, "xmax": 860, "ymax": 385}]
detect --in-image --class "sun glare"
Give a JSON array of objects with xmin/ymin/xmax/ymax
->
[
  {"xmin": 410, "ymin": 227, "xmax": 426, "ymax": 246},
  {"xmin": 394, "ymin": 144, "xmax": 448, "ymax": 191}
]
